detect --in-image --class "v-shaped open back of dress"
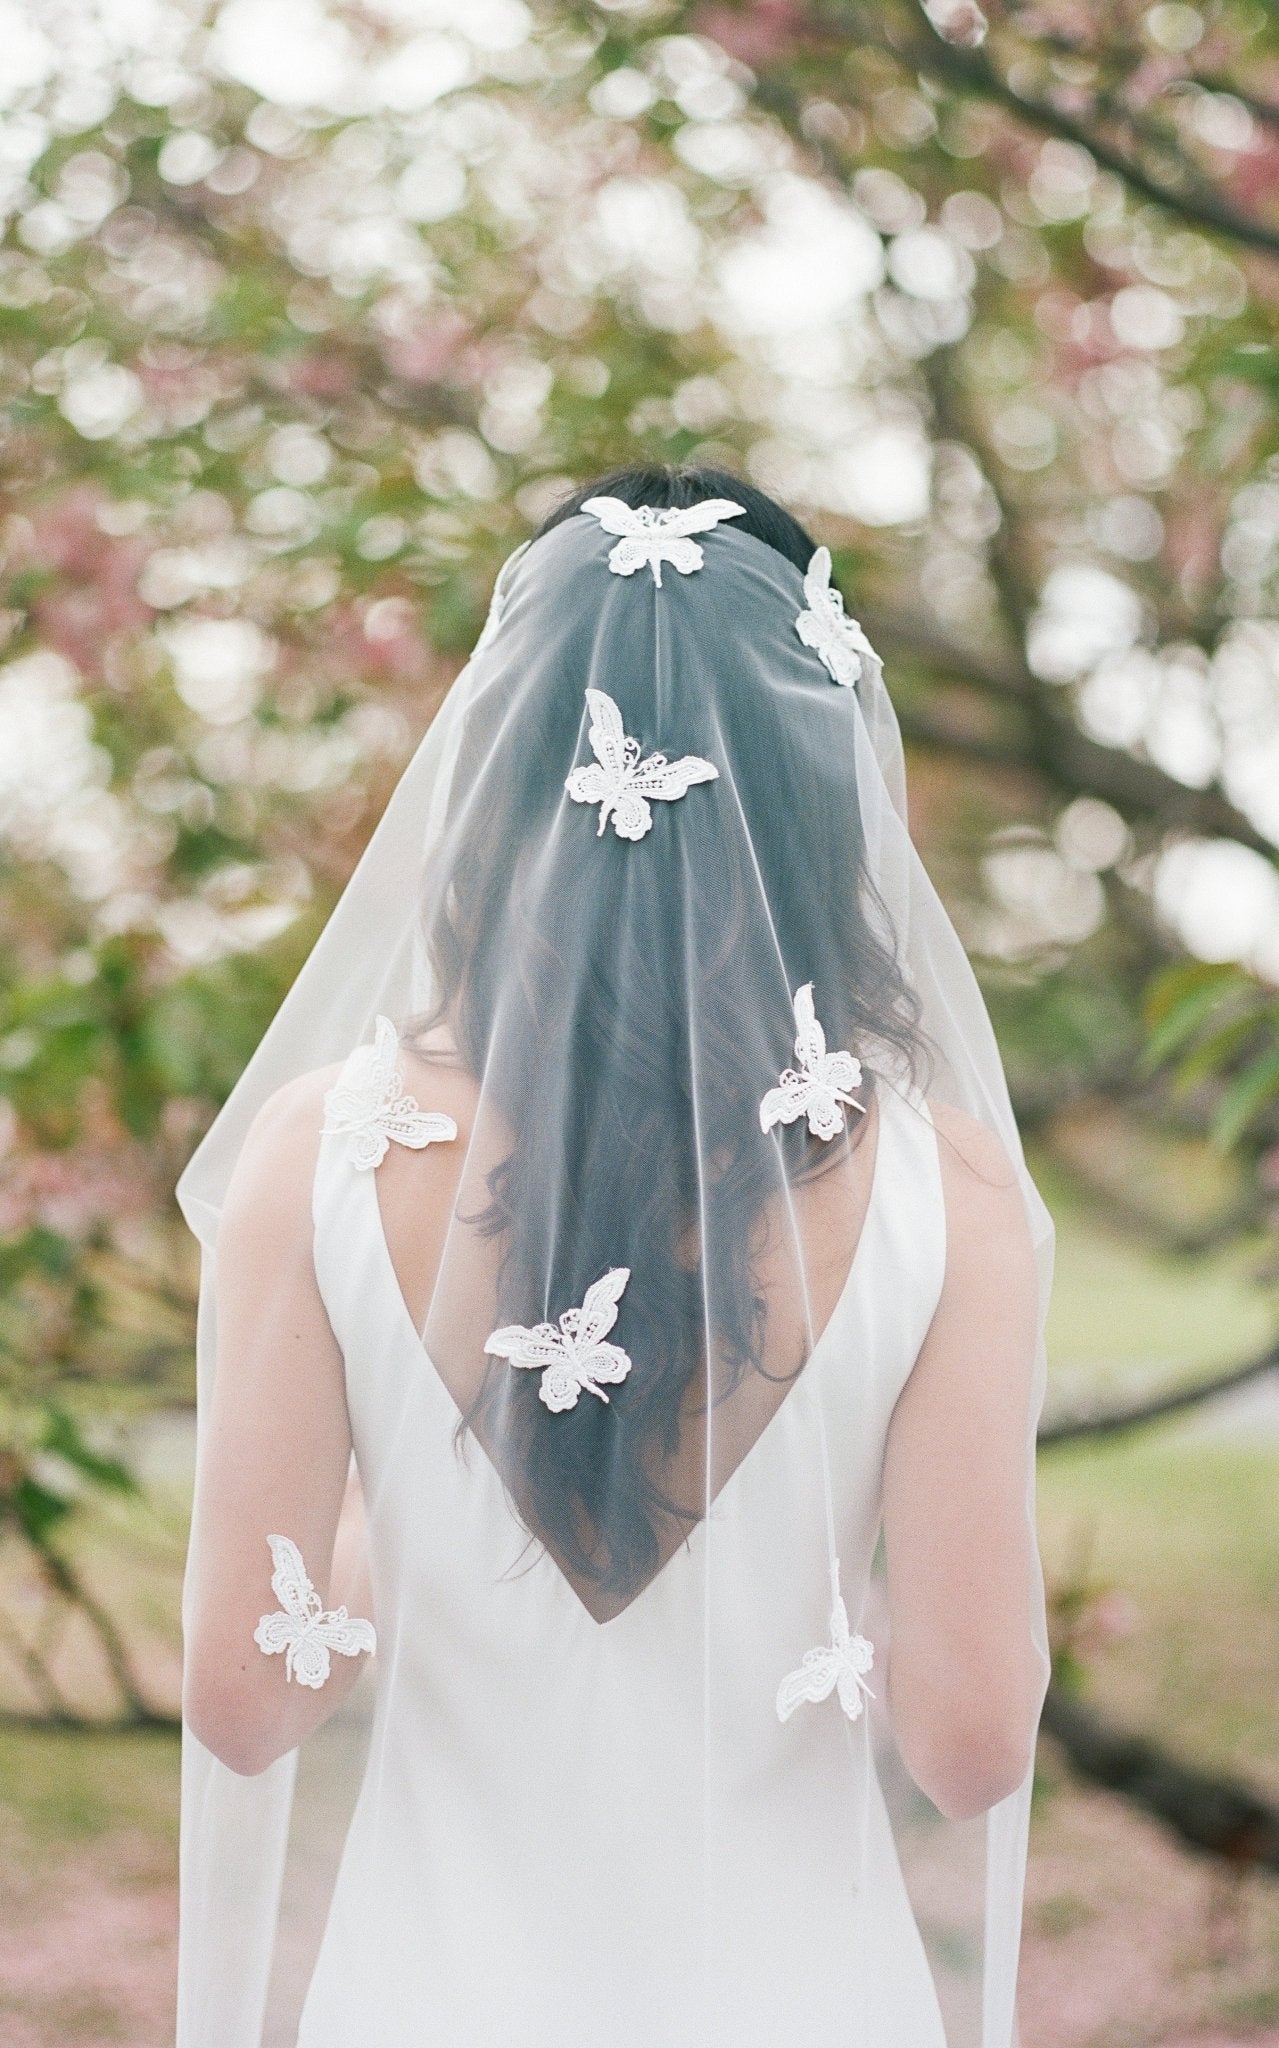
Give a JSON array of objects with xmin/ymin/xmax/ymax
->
[{"xmin": 294, "ymin": 1058, "xmax": 950, "ymax": 2048}]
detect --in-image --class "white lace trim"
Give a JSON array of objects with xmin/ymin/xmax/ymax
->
[
  {"xmin": 776, "ymin": 1558, "xmax": 875, "ymax": 1723},
  {"xmin": 322, "ymin": 1015, "xmax": 458, "ymax": 1171},
  {"xmin": 485, "ymin": 1266, "xmax": 633, "ymax": 1413},
  {"xmin": 565, "ymin": 687, "xmax": 718, "ymax": 842},
  {"xmin": 794, "ymin": 547, "xmax": 879, "ymax": 688},
  {"xmin": 582, "ymin": 495, "xmax": 746, "ymax": 586},
  {"xmin": 760, "ymin": 983, "xmax": 865, "ymax": 1142},
  {"xmin": 253, "ymin": 1534, "xmax": 376, "ymax": 1690}
]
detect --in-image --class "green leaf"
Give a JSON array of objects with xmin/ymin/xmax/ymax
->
[
  {"xmin": 13, "ymin": 1474, "xmax": 71, "ymax": 1545},
  {"xmin": 1168, "ymin": 1011, "xmax": 1266, "ymax": 1092},
  {"xmin": 1212, "ymin": 1042, "xmax": 1279, "ymax": 1150},
  {"xmin": 1141, "ymin": 964, "xmax": 1250, "ymax": 1072},
  {"xmin": 1221, "ymin": 344, "xmax": 1279, "ymax": 390},
  {"xmin": 39, "ymin": 1407, "xmax": 138, "ymax": 1497}
]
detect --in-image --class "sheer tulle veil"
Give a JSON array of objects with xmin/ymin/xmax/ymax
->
[{"xmin": 176, "ymin": 477, "xmax": 1052, "ymax": 2048}]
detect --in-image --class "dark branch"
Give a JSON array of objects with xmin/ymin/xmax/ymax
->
[
  {"xmin": 1041, "ymin": 1679, "xmax": 1279, "ymax": 1871},
  {"xmin": 889, "ymin": 9, "xmax": 1279, "ymax": 258},
  {"xmin": 858, "ymin": 609, "xmax": 1028, "ymax": 701},
  {"xmin": 747, "ymin": 8, "xmax": 1279, "ymax": 255},
  {"xmin": 1024, "ymin": 1138, "xmax": 1265, "ymax": 1258},
  {"xmin": 890, "ymin": 696, "xmax": 1279, "ymax": 860},
  {"xmin": 0, "ymin": 1706, "xmax": 180, "ymax": 1734},
  {"xmin": 1038, "ymin": 1342, "xmax": 1279, "ymax": 1447},
  {"xmin": 1179, "ymin": 75, "xmax": 1279, "ymax": 141},
  {"xmin": 36, "ymin": 1545, "xmax": 156, "ymax": 1725}
]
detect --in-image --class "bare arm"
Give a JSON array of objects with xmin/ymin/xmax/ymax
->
[
  {"xmin": 881, "ymin": 1102, "xmax": 1049, "ymax": 1822},
  {"xmin": 183, "ymin": 1071, "xmax": 373, "ymax": 1776}
]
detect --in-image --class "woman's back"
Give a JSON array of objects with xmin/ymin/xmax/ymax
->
[{"xmin": 299, "ymin": 1041, "xmax": 950, "ymax": 2047}]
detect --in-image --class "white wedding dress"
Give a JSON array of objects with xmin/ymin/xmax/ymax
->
[{"xmin": 295, "ymin": 1047, "xmax": 950, "ymax": 2048}]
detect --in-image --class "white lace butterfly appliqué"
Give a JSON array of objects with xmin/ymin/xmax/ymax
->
[
  {"xmin": 485, "ymin": 1266, "xmax": 633, "ymax": 1414},
  {"xmin": 794, "ymin": 546, "xmax": 880, "ymax": 688},
  {"xmin": 322, "ymin": 1014, "xmax": 458, "ymax": 1171},
  {"xmin": 582, "ymin": 495, "xmax": 746, "ymax": 586},
  {"xmin": 760, "ymin": 984, "xmax": 865, "ymax": 1142},
  {"xmin": 253, "ymin": 1534, "xmax": 377, "ymax": 1691},
  {"xmin": 776, "ymin": 1559, "xmax": 875, "ymax": 1724},
  {"xmin": 566, "ymin": 688, "xmax": 719, "ymax": 843}
]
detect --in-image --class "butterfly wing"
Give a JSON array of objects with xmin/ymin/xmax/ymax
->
[
  {"xmin": 828, "ymin": 1587, "xmax": 851, "ymax": 1652},
  {"xmin": 664, "ymin": 498, "xmax": 747, "ymax": 537},
  {"xmin": 791, "ymin": 983, "xmax": 827, "ymax": 1072},
  {"xmin": 580, "ymin": 1342, "xmax": 631, "ymax": 1397},
  {"xmin": 775, "ymin": 1646, "xmax": 839, "ymax": 1723},
  {"xmin": 538, "ymin": 1358, "xmax": 586, "ymax": 1412},
  {"xmin": 631, "ymin": 753, "xmax": 719, "ymax": 803},
  {"xmin": 805, "ymin": 1088, "xmax": 847, "ymax": 1143},
  {"xmin": 802, "ymin": 544, "xmax": 833, "ymax": 609},
  {"xmin": 565, "ymin": 762, "xmax": 614, "ymax": 809},
  {"xmin": 315, "ymin": 1610, "xmax": 378, "ymax": 1662},
  {"xmin": 320, "ymin": 1017, "xmax": 397, "ymax": 1154},
  {"xmin": 652, "ymin": 535, "xmax": 703, "ymax": 580},
  {"xmin": 609, "ymin": 789, "xmax": 654, "ymax": 841},
  {"xmin": 583, "ymin": 689, "xmax": 631, "ymax": 782},
  {"xmin": 266, "ymin": 1533, "xmax": 314, "ymax": 1619},
  {"xmin": 368, "ymin": 1014, "xmax": 402, "ymax": 1095},
  {"xmin": 608, "ymin": 536, "xmax": 659, "ymax": 578},
  {"xmin": 484, "ymin": 1321, "xmax": 567, "ymax": 1371},
  {"xmin": 287, "ymin": 1627, "xmax": 332, "ymax": 1691},
  {"xmin": 379, "ymin": 1102, "xmax": 458, "ymax": 1152},
  {"xmin": 818, "ymin": 630, "xmax": 863, "ymax": 688},
  {"xmin": 759, "ymin": 1072, "xmax": 813, "ymax": 1133},
  {"xmin": 253, "ymin": 1610, "xmax": 303, "ymax": 1659},
  {"xmin": 797, "ymin": 612, "xmax": 861, "ymax": 687},
  {"xmin": 835, "ymin": 1659, "xmax": 873, "ymax": 1721},
  {"xmin": 320, "ymin": 1069, "xmax": 371, "ymax": 1139},
  {"xmin": 580, "ymin": 495, "xmax": 641, "ymax": 538},
  {"xmin": 575, "ymin": 1267, "xmax": 630, "ymax": 1349},
  {"xmin": 821, "ymin": 1050, "xmax": 863, "ymax": 1096},
  {"xmin": 834, "ymin": 1628, "xmax": 875, "ymax": 1720}
]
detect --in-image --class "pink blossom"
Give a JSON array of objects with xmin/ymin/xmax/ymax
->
[{"xmin": 694, "ymin": 0, "xmax": 802, "ymax": 65}]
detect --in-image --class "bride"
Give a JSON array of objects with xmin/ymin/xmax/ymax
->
[{"xmin": 177, "ymin": 466, "xmax": 1050, "ymax": 2048}]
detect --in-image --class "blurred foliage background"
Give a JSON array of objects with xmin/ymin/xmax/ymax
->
[{"xmin": 2, "ymin": 0, "xmax": 1279, "ymax": 2042}]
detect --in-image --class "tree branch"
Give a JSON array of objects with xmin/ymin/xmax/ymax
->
[
  {"xmin": 1028, "ymin": 1144, "xmax": 1265, "ymax": 1259},
  {"xmin": 36, "ymin": 1545, "xmax": 156, "ymax": 1726},
  {"xmin": 858, "ymin": 609, "xmax": 1028, "ymax": 701},
  {"xmin": 0, "ymin": 1602, "xmax": 74, "ymax": 1722},
  {"xmin": 889, "ymin": 696, "xmax": 1279, "ymax": 858},
  {"xmin": 746, "ymin": 7, "xmax": 1279, "ymax": 252},
  {"xmin": 1041, "ymin": 1679, "xmax": 1279, "ymax": 1871},
  {"xmin": 1038, "ymin": 1342, "xmax": 1279, "ymax": 1447},
  {"xmin": 886, "ymin": 8, "xmax": 1279, "ymax": 258},
  {"xmin": 0, "ymin": 1706, "xmax": 180, "ymax": 1735},
  {"xmin": 1187, "ymin": 75, "xmax": 1279, "ymax": 140}
]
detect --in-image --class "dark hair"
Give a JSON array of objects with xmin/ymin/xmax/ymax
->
[{"xmin": 416, "ymin": 464, "xmax": 926, "ymax": 1607}]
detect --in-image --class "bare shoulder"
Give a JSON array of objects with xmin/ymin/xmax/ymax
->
[
  {"xmin": 230, "ymin": 1032, "xmax": 480, "ymax": 1194},
  {"xmin": 926, "ymin": 1098, "xmax": 1034, "ymax": 1272},
  {"xmin": 240, "ymin": 1064, "xmax": 343, "ymax": 1164},
  {"xmin": 927, "ymin": 1098, "xmax": 1020, "ymax": 1188},
  {"xmin": 220, "ymin": 1065, "xmax": 343, "ymax": 1240}
]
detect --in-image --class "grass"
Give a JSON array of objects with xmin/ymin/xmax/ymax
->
[
  {"xmin": 1036, "ymin": 1149, "xmax": 1277, "ymax": 1396},
  {"xmin": 1038, "ymin": 1435, "xmax": 1279, "ymax": 1784},
  {"xmin": 0, "ymin": 1726, "xmax": 179, "ymax": 1852}
]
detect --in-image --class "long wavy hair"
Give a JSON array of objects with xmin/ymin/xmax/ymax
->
[{"xmin": 413, "ymin": 466, "xmax": 927, "ymax": 1603}]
